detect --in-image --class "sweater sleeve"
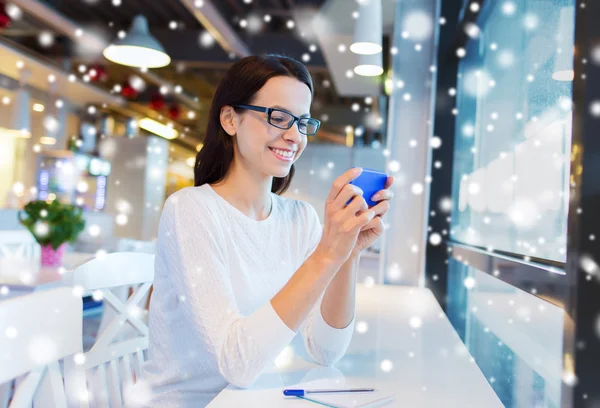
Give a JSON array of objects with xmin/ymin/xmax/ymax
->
[
  {"xmin": 160, "ymin": 191, "xmax": 297, "ymax": 389},
  {"xmin": 299, "ymin": 202, "xmax": 355, "ymax": 366}
]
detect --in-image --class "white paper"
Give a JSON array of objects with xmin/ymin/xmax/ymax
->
[{"xmin": 300, "ymin": 391, "xmax": 396, "ymax": 408}]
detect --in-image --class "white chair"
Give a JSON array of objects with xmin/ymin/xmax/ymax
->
[
  {"xmin": 63, "ymin": 252, "xmax": 155, "ymax": 408},
  {"xmin": 0, "ymin": 230, "xmax": 40, "ymax": 259},
  {"xmin": 96, "ymin": 244, "xmax": 155, "ymax": 341},
  {"xmin": 0, "ymin": 287, "xmax": 83, "ymax": 407}
]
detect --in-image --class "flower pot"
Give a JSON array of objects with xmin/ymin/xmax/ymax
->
[{"xmin": 41, "ymin": 244, "xmax": 66, "ymax": 267}]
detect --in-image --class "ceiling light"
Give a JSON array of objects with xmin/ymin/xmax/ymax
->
[
  {"xmin": 40, "ymin": 137, "xmax": 57, "ymax": 145},
  {"xmin": 354, "ymin": 52, "xmax": 384, "ymax": 76},
  {"xmin": 32, "ymin": 103, "xmax": 45, "ymax": 112},
  {"xmin": 350, "ymin": 0, "xmax": 382, "ymax": 55},
  {"xmin": 186, "ymin": 157, "xmax": 195, "ymax": 167},
  {"xmin": 553, "ymin": 7, "xmax": 574, "ymax": 82},
  {"xmin": 354, "ymin": 65, "xmax": 383, "ymax": 76},
  {"xmin": 138, "ymin": 118, "xmax": 178, "ymax": 140},
  {"xmin": 552, "ymin": 70, "xmax": 574, "ymax": 81},
  {"xmin": 103, "ymin": 15, "xmax": 171, "ymax": 68}
]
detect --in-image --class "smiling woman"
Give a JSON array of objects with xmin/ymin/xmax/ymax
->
[
  {"xmin": 194, "ymin": 54, "xmax": 315, "ymax": 195},
  {"xmin": 133, "ymin": 54, "xmax": 396, "ymax": 407}
]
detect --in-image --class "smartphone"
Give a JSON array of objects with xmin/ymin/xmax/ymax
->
[{"xmin": 347, "ymin": 168, "xmax": 388, "ymax": 208}]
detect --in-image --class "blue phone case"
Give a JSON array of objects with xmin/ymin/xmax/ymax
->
[{"xmin": 348, "ymin": 168, "xmax": 388, "ymax": 207}]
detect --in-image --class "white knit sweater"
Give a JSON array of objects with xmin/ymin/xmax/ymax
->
[{"xmin": 136, "ymin": 184, "xmax": 355, "ymax": 407}]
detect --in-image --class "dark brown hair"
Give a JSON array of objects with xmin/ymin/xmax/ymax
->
[{"xmin": 194, "ymin": 54, "xmax": 314, "ymax": 195}]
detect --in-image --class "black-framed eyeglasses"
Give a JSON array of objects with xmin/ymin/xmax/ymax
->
[{"xmin": 234, "ymin": 104, "xmax": 321, "ymax": 136}]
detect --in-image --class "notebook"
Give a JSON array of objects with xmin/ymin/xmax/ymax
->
[{"xmin": 297, "ymin": 391, "xmax": 396, "ymax": 408}]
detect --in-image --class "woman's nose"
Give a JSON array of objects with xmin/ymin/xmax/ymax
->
[{"xmin": 283, "ymin": 121, "xmax": 303, "ymax": 143}]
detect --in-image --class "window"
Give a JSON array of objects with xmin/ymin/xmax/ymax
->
[
  {"xmin": 450, "ymin": 0, "xmax": 575, "ymax": 263},
  {"xmin": 447, "ymin": 259, "xmax": 564, "ymax": 408}
]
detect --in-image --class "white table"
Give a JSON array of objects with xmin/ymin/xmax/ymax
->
[
  {"xmin": 208, "ymin": 285, "xmax": 503, "ymax": 408},
  {"xmin": 0, "ymin": 252, "xmax": 94, "ymax": 297}
]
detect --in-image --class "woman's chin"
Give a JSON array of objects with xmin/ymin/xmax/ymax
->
[
  {"xmin": 272, "ymin": 169, "xmax": 291, "ymax": 178},
  {"xmin": 268, "ymin": 164, "xmax": 292, "ymax": 178}
]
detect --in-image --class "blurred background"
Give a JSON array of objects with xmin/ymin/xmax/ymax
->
[
  {"xmin": 1, "ymin": 0, "xmax": 600, "ymax": 406},
  {"xmin": 0, "ymin": 0, "xmax": 395, "ymax": 253}
]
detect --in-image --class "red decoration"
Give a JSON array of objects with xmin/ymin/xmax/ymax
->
[
  {"xmin": 149, "ymin": 93, "xmax": 166, "ymax": 111},
  {"xmin": 168, "ymin": 104, "xmax": 181, "ymax": 119},
  {"xmin": 120, "ymin": 83, "xmax": 138, "ymax": 99},
  {"xmin": 89, "ymin": 64, "xmax": 108, "ymax": 82},
  {"xmin": 0, "ymin": 2, "xmax": 12, "ymax": 30}
]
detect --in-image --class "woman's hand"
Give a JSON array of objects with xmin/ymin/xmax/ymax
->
[
  {"xmin": 351, "ymin": 176, "xmax": 395, "ymax": 257},
  {"xmin": 314, "ymin": 168, "xmax": 376, "ymax": 267}
]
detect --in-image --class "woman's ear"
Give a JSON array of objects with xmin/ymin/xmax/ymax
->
[{"xmin": 220, "ymin": 106, "xmax": 237, "ymax": 136}]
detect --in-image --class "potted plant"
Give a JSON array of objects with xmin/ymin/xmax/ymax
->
[{"xmin": 18, "ymin": 199, "xmax": 86, "ymax": 267}]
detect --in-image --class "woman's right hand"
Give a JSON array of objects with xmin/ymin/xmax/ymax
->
[{"xmin": 314, "ymin": 168, "xmax": 376, "ymax": 267}]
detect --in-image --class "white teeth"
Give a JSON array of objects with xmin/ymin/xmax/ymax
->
[{"xmin": 271, "ymin": 148, "xmax": 294, "ymax": 158}]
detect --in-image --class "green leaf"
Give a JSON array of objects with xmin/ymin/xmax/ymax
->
[{"xmin": 18, "ymin": 199, "xmax": 87, "ymax": 250}]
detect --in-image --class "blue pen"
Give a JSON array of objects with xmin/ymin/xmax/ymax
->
[{"xmin": 283, "ymin": 388, "xmax": 376, "ymax": 397}]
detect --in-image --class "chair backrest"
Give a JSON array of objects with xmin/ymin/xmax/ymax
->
[
  {"xmin": 63, "ymin": 252, "xmax": 155, "ymax": 408},
  {"xmin": 0, "ymin": 287, "xmax": 82, "ymax": 408},
  {"xmin": 115, "ymin": 239, "xmax": 155, "ymax": 254},
  {"xmin": 0, "ymin": 230, "xmax": 40, "ymax": 259}
]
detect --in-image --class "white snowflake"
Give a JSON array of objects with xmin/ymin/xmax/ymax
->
[
  {"xmin": 402, "ymin": 10, "xmax": 433, "ymax": 41},
  {"xmin": 355, "ymin": 321, "xmax": 369, "ymax": 334},
  {"xmin": 429, "ymin": 233, "xmax": 442, "ymax": 246},
  {"xmin": 380, "ymin": 359, "xmax": 393, "ymax": 372},
  {"xmin": 463, "ymin": 277, "xmax": 476, "ymax": 290},
  {"xmin": 409, "ymin": 316, "xmax": 422, "ymax": 329}
]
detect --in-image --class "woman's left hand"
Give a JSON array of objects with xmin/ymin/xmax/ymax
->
[{"xmin": 351, "ymin": 176, "xmax": 395, "ymax": 258}]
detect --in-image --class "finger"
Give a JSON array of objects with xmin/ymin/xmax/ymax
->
[
  {"xmin": 343, "ymin": 194, "xmax": 368, "ymax": 217},
  {"xmin": 385, "ymin": 175, "xmax": 395, "ymax": 189},
  {"xmin": 332, "ymin": 184, "xmax": 363, "ymax": 212},
  {"xmin": 370, "ymin": 200, "xmax": 391, "ymax": 217},
  {"xmin": 352, "ymin": 209, "xmax": 376, "ymax": 230},
  {"xmin": 370, "ymin": 188, "xmax": 395, "ymax": 203},
  {"xmin": 360, "ymin": 216, "xmax": 384, "ymax": 232},
  {"xmin": 327, "ymin": 167, "xmax": 363, "ymax": 202}
]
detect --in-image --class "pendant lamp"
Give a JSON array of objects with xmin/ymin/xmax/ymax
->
[
  {"xmin": 354, "ymin": 52, "xmax": 383, "ymax": 77},
  {"xmin": 103, "ymin": 15, "xmax": 171, "ymax": 68},
  {"xmin": 350, "ymin": 0, "xmax": 383, "ymax": 55},
  {"xmin": 552, "ymin": 6, "xmax": 575, "ymax": 82}
]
